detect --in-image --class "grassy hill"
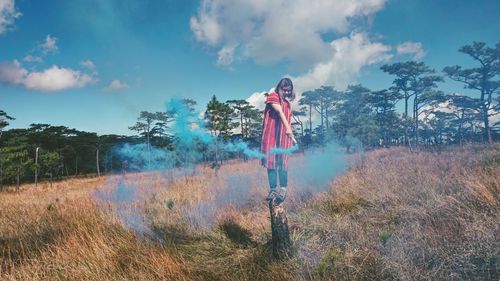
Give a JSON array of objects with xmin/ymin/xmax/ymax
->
[{"xmin": 1, "ymin": 145, "xmax": 498, "ymax": 280}]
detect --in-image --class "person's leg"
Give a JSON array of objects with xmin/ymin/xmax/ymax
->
[
  {"xmin": 278, "ymin": 169, "xmax": 288, "ymax": 190},
  {"xmin": 266, "ymin": 169, "xmax": 279, "ymax": 200},
  {"xmin": 267, "ymin": 169, "xmax": 278, "ymax": 191},
  {"xmin": 275, "ymin": 169, "xmax": 288, "ymax": 203}
]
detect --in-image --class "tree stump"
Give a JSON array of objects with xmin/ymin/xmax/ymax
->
[{"xmin": 269, "ymin": 199, "xmax": 292, "ymax": 259}]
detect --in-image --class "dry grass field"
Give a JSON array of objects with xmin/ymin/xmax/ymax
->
[{"xmin": 0, "ymin": 145, "xmax": 498, "ymax": 280}]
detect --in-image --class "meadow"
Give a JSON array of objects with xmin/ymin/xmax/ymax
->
[{"xmin": 0, "ymin": 145, "xmax": 498, "ymax": 280}]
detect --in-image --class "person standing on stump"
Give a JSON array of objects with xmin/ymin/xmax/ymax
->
[{"xmin": 261, "ymin": 78, "xmax": 296, "ymax": 204}]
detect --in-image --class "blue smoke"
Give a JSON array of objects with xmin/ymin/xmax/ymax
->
[
  {"xmin": 166, "ymin": 98, "xmax": 213, "ymax": 146},
  {"xmin": 114, "ymin": 143, "xmax": 176, "ymax": 171},
  {"xmin": 270, "ymin": 144, "xmax": 299, "ymax": 155},
  {"xmin": 94, "ymin": 177, "xmax": 150, "ymax": 235},
  {"xmin": 224, "ymin": 141, "xmax": 266, "ymax": 158},
  {"xmin": 290, "ymin": 141, "xmax": 349, "ymax": 191},
  {"xmin": 96, "ymin": 97, "xmax": 317, "ymax": 236}
]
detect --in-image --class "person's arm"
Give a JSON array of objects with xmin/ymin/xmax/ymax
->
[{"xmin": 271, "ymin": 103, "xmax": 294, "ymax": 138}]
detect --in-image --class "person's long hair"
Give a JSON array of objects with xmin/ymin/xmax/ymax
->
[{"xmin": 274, "ymin": 78, "xmax": 296, "ymax": 101}]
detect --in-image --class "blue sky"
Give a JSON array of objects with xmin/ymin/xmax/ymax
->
[{"xmin": 1, "ymin": 0, "xmax": 499, "ymax": 135}]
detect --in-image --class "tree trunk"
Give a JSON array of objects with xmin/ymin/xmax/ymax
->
[
  {"xmin": 146, "ymin": 122, "xmax": 152, "ymax": 167},
  {"xmin": 268, "ymin": 199, "xmax": 292, "ymax": 259},
  {"xmin": 240, "ymin": 111, "xmax": 244, "ymax": 138},
  {"xmin": 458, "ymin": 110, "xmax": 464, "ymax": 146},
  {"xmin": 96, "ymin": 148, "xmax": 100, "ymax": 177},
  {"xmin": 415, "ymin": 112, "xmax": 419, "ymax": 146},
  {"xmin": 320, "ymin": 102, "xmax": 324, "ymax": 136},
  {"xmin": 482, "ymin": 102, "xmax": 492, "ymax": 144},
  {"xmin": 309, "ymin": 104, "xmax": 312, "ymax": 135},
  {"xmin": 404, "ymin": 94, "xmax": 409, "ymax": 119},
  {"xmin": 404, "ymin": 93, "xmax": 409, "ymax": 146},
  {"xmin": 147, "ymin": 132, "xmax": 152, "ymax": 167},
  {"xmin": 413, "ymin": 93, "xmax": 419, "ymax": 146},
  {"xmin": 325, "ymin": 107, "xmax": 329, "ymax": 131}
]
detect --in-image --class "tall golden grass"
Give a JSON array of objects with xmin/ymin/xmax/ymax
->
[{"xmin": 1, "ymin": 145, "xmax": 498, "ymax": 280}]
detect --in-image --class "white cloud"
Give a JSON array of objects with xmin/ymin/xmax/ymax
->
[
  {"xmin": 0, "ymin": 0, "xmax": 21, "ymax": 34},
  {"xmin": 104, "ymin": 79, "xmax": 129, "ymax": 93},
  {"xmin": 40, "ymin": 34, "xmax": 58, "ymax": 54},
  {"xmin": 190, "ymin": 14, "xmax": 221, "ymax": 46},
  {"xmin": 22, "ymin": 35, "xmax": 60, "ymax": 64},
  {"xmin": 216, "ymin": 44, "xmax": 237, "ymax": 67},
  {"xmin": 246, "ymin": 90, "xmax": 270, "ymax": 111},
  {"xmin": 80, "ymin": 59, "xmax": 96, "ymax": 71},
  {"xmin": 23, "ymin": 55, "xmax": 42, "ymax": 63},
  {"xmin": 292, "ymin": 32, "xmax": 392, "ymax": 91},
  {"xmin": 25, "ymin": 66, "xmax": 94, "ymax": 91},
  {"xmin": 397, "ymin": 41, "xmax": 426, "ymax": 60},
  {"xmin": 0, "ymin": 60, "xmax": 26, "ymax": 84},
  {"xmin": 0, "ymin": 60, "xmax": 96, "ymax": 92},
  {"xmin": 190, "ymin": 0, "xmax": 387, "ymax": 67}
]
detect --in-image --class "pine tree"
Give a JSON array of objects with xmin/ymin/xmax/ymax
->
[
  {"xmin": 205, "ymin": 95, "xmax": 238, "ymax": 140},
  {"xmin": 0, "ymin": 134, "xmax": 32, "ymax": 191},
  {"xmin": 381, "ymin": 61, "xmax": 444, "ymax": 145},
  {"xmin": 443, "ymin": 42, "xmax": 500, "ymax": 143}
]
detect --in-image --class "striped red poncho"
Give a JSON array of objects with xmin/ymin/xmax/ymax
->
[{"xmin": 260, "ymin": 91, "xmax": 293, "ymax": 170}]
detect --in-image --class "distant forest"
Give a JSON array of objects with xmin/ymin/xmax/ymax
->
[{"xmin": 1, "ymin": 41, "xmax": 498, "ymax": 189}]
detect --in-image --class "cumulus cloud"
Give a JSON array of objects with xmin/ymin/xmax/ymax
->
[
  {"xmin": 0, "ymin": 0, "xmax": 21, "ymax": 34},
  {"xmin": 0, "ymin": 60, "xmax": 26, "ymax": 84},
  {"xmin": 397, "ymin": 41, "xmax": 426, "ymax": 60},
  {"xmin": 190, "ymin": 14, "xmax": 221, "ymax": 46},
  {"xmin": 190, "ymin": 0, "xmax": 387, "ymax": 67},
  {"xmin": 24, "ymin": 66, "xmax": 94, "ymax": 91},
  {"xmin": 292, "ymin": 32, "xmax": 392, "ymax": 91},
  {"xmin": 246, "ymin": 90, "xmax": 270, "ymax": 111},
  {"xmin": 0, "ymin": 60, "xmax": 96, "ymax": 92},
  {"xmin": 104, "ymin": 79, "xmax": 129, "ymax": 92}
]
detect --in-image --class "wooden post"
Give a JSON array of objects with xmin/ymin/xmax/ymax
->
[
  {"xmin": 269, "ymin": 199, "xmax": 292, "ymax": 259},
  {"xmin": 35, "ymin": 147, "xmax": 39, "ymax": 187}
]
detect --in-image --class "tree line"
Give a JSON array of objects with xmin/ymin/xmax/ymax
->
[
  {"xmin": 296, "ymin": 42, "xmax": 499, "ymax": 148},
  {"xmin": 0, "ymin": 41, "xmax": 498, "ymax": 189}
]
